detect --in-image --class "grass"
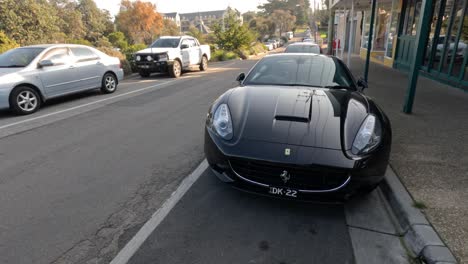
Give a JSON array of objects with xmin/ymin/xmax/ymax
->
[{"xmin": 413, "ymin": 201, "xmax": 428, "ymax": 210}]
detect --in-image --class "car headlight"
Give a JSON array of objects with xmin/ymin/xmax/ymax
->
[
  {"xmin": 352, "ymin": 115, "xmax": 381, "ymax": 155},
  {"xmin": 213, "ymin": 104, "xmax": 233, "ymax": 140},
  {"xmin": 146, "ymin": 55, "xmax": 153, "ymax": 61},
  {"xmin": 136, "ymin": 55, "xmax": 141, "ymax": 61},
  {"xmin": 158, "ymin": 54, "xmax": 168, "ymax": 61}
]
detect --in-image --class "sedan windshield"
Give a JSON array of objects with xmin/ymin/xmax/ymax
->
[
  {"xmin": 0, "ymin": 47, "xmax": 45, "ymax": 67},
  {"xmin": 285, "ymin": 45, "xmax": 321, "ymax": 54},
  {"xmin": 243, "ymin": 55, "xmax": 356, "ymax": 88},
  {"xmin": 151, "ymin": 38, "xmax": 181, "ymax": 48}
]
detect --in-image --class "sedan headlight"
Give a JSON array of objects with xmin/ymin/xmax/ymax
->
[
  {"xmin": 146, "ymin": 55, "xmax": 153, "ymax": 61},
  {"xmin": 352, "ymin": 115, "xmax": 381, "ymax": 155},
  {"xmin": 136, "ymin": 55, "xmax": 141, "ymax": 61},
  {"xmin": 213, "ymin": 104, "xmax": 233, "ymax": 140}
]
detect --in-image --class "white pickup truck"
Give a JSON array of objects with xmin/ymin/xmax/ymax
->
[{"xmin": 134, "ymin": 36, "xmax": 211, "ymax": 78}]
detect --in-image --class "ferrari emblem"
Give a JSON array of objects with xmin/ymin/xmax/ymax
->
[
  {"xmin": 284, "ymin": 148, "xmax": 291, "ymax": 156},
  {"xmin": 280, "ymin": 170, "xmax": 290, "ymax": 183}
]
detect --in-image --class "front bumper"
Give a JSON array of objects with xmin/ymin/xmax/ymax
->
[
  {"xmin": 135, "ymin": 60, "xmax": 170, "ymax": 73},
  {"xmin": 0, "ymin": 87, "xmax": 11, "ymax": 110},
  {"xmin": 204, "ymin": 128, "xmax": 387, "ymax": 200}
]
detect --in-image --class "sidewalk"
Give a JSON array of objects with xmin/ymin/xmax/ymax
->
[{"xmin": 347, "ymin": 55, "xmax": 468, "ymax": 263}]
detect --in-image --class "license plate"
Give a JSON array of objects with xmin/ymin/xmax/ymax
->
[
  {"xmin": 139, "ymin": 65, "xmax": 150, "ymax": 69},
  {"xmin": 269, "ymin": 186, "xmax": 298, "ymax": 198}
]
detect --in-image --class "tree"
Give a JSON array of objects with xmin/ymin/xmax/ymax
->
[
  {"xmin": 116, "ymin": 0, "xmax": 163, "ymax": 44},
  {"xmin": 0, "ymin": 31, "xmax": 19, "ymax": 53},
  {"xmin": 258, "ymin": 0, "xmax": 310, "ymax": 26},
  {"xmin": 0, "ymin": 0, "xmax": 62, "ymax": 45},
  {"xmin": 187, "ymin": 26, "xmax": 204, "ymax": 43},
  {"xmin": 108, "ymin": 31, "xmax": 128, "ymax": 50},
  {"xmin": 249, "ymin": 16, "xmax": 275, "ymax": 40},
  {"xmin": 212, "ymin": 11, "xmax": 256, "ymax": 51},
  {"xmin": 271, "ymin": 10, "xmax": 296, "ymax": 37},
  {"xmin": 160, "ymin": 20, "xmax": 180, "ymax": 36},
  {"xmin": 77, "ymin": 0, "xmax": 113, "ymax": 43},
  {"xmin": 50, "ymin": 0, "xmax": 86, "ymax": 41}
]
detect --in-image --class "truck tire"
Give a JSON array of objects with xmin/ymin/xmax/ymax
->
[
  {"xmin": 139, "ymin": 70, "xmax": 150, "ymax": 78},
  {"xmin": 199, "ymin": 56, "xmax": 208, "ymax": 71},
  {"xmin": 169, "ymin": 60, "xmax": 181, "ymax": 78}
]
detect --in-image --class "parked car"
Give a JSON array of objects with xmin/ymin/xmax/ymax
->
[
  {"xmin": 0, "ymin": 44, "xmax": 123, "ymax": 115},
  {"xmin": 303, "ymin": 38, "xmax": 315, "ymax": 43},
  {"xmin": 204, "ymin": 54, "xmax": 392, "ymax": 199},
  {"xmin": 264, "ymin": 42, "xmax": 274, "ymax": 51},
  {"xmin": 266, "ymin": 40, "xmax": 277, "ymax": 49},
  {"xmin": 429, "ymin": 36, "xmax": 467, "ymax": 60},
  {"xmin": 134, "ymin": 36, "xmax": 211, "ymax": 78},
  {"xmin": 284, "ymin": 42, "xmax": 321, "ymax": 54}
]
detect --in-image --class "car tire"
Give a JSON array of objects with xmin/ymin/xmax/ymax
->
[
  {"xmin": 9, "ymin": 86, "xmax": 41, "ymax": 115},
  {"xmin": 199, "ymin": 56, "xmax": 208, "ymax": 71},
  {"xmin": 101, "ymin": 73, "xmax": 118, "ymax": 94},
  {"xmin": 169, "ymin": 60, "xmax": 181, "ymax": 78},
  {"xmin": 139, "ymin": 70, "xmax": 150, "ymax": 78}
]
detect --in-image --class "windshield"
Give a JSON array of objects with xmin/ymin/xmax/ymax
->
[
  {"xmin": 285, "ymin": 45, "xmax": 321, "ymax": 54},
  {"xmin": 243, "ymin": 55, "xmax": 356, "ymax": 88},
  {"xmin": 150, "ymin": 38, "xmax": 181, "ymax": 48},
  {"xmin": 0, "ymin": 47, "xmax": 45, "ymax": 67}
]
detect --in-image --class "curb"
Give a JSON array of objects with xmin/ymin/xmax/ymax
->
[{"xmin": 380, "ymin": 166, "xmax": 458, "ymax": 264}]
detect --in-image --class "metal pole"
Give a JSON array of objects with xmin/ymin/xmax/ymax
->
[
  {"xmin": 327, "ymin": 8, "xmax": 334, "ymax": 55},
  {"xmin": 403, "ymin": 0, "xmax": 434, "ymax": 114},
  {"xmin": 341, "ymin": 8, "xmax": 345, "ymax": 59},
  {"xmin": 347, "ymin": 0, "xmax": 354, "ymax": 67},
  {"xmin": 364, "ymin": 0, "xmax": 377, "ymax": 82}
]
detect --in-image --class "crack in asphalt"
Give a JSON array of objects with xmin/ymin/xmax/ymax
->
[{"xmin": 51, "ymin": 146, "xmax": 204, "ymax": 264}]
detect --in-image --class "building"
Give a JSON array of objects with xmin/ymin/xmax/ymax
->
[
  {"xmin": 177, "ymin": 8, "xmax": 243, "ymax": 33},
  {"xmin": 161, "ymin": 12, "xmax": 181, "ymax": 28},
  {"xmin": 330, "ymin": 0, "xmax": 467, "ymax": 90}
]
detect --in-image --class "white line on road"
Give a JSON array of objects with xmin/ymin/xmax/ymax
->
[
  {"xmin": 0, "ymin": 79, "xmax": 179, "ymax": 131},
  {"xmin": 110, "ymin": 159, "xmax": 208, "ymax": 264}
]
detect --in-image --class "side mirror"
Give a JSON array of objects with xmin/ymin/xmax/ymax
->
[
  {"xmin": 236, "ymin": 72, "xmax": 245, "ymax": 83},
  {"xmin": 181, "ymin": 44, "xmax": 189, "ymax": 49},
  {"xmin": 38, "ymin": 60, "xmax": 54, "ymax": 68},
  {"xmin": 357, "ymin": 78, "xmax": 368, "ymax": 90}
]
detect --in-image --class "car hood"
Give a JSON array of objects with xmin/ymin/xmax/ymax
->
[
  {"xmin": 0, "ymin": 67, "xmax": 23, "ymax": 77},
  {"xmin": 135, "ymin": 47, "xmax": 176, "ymax": 54},
  {"xmin": 228, "ymin": 85, "xmax": 369, "ymax": 150}
]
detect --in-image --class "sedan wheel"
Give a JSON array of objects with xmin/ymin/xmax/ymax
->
[
  {"xmin": 10, "ymin": 86, "xmax": 41, "ymax": 115},
  {"xmin": 101, "ymin": 73, "xmax": 117, "ymax": 94}
]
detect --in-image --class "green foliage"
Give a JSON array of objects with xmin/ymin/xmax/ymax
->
[
  {"xmin": 108, "ymin": 32, "xmax": 129, "ymax": 50},
  {"xmin": 212, "ymin": 11, "xmax": 257, "ymax": 52},
  {"xmin": 0, "ymin": 31, "xmax": 19, "ymax": 53},
  {"xmin": 95, "ymin": 37, "xmax": 113, "ymax": 48},
  {"xmin": 257, "ymin": 0, "xmax": 310, "ymax": 26},
  {"xmin": 187, "ymin": 26, "xmax": 205, "ymax": 43},
  {"xmin": 211, "ymin": 50, "xmax": 239, "ymax": 61},
  {"xmin": 77, "ymin": 0, "xmax": 113, "ymax": 42},
  {"xmin": 68, "ymin": 38, "xmax": 92, "ymax": 46},
  {"xmin": 0, "ymin": 0, "xmax": 62, "ymax": 45},
  {"xmin": 160, "ymin": 20, "xmax": 181, "ymax": 36}
]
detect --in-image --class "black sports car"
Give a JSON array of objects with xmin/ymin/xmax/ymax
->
[{"xmin": 204, "ymin": 54, "xmax": 391, "ymax": 199}]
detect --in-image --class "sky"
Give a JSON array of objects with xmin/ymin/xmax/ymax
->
[{"xmin": 94, "ymin": 0, "xmax": 269, "ymax": 17}]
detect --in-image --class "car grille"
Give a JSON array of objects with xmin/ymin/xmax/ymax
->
[
  {"xmin": 229, "ymin": 157, "xmax": 350, "ymax": 191},
  {"xmin": 137, "ymin": 54, "xmax": 166, "ymax": 62}
]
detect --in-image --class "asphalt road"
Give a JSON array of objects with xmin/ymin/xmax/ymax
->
[{"xmin": 0, "ymin": 58, "xmax": 408, "ymax": 264}]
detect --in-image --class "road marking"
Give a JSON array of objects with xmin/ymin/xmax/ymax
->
[
  {"xmin": 110, "ymin": 159, "xmax": 208, "ymax": 264},
  {"xmin": 0, "ymin": 79, "xmax": 179, "ymax": 130}
]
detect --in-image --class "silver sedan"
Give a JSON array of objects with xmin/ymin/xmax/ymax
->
[{"xmin": 0, "ymin": 44, "xmax": 124, "ymax": 115}]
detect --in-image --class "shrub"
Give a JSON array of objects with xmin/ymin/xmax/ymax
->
[
  {"xmin": 211, "ymin": 50, "xmax": 239, "ymax": 61},
  {"xmin": 68, "ymin": 38, "xmax": 92, "ymax": 46},
  {"xmin": 0, "ymin": 31, "xmax": 19, "ymax": 54}
]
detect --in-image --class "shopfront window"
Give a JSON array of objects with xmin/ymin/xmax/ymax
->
[
  {"xmin": 361, "ymin": 11, "xmax": 371, "ymax": 49},
  {"xmin": 385, "ymin": 0, "xmax": 401, "ymax": 58},
  {"xmin": 374, "ymin": 0, "xmax": 392, "ymax": 51},
  {"xmin": 403, "ymin": 0, "xmax": 423, "ymax": 36}
]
